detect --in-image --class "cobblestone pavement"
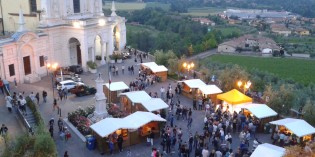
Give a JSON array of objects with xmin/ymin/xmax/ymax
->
[{"xmin": 1, "ymin": 55, "xmax": 272, "ymax": 157}]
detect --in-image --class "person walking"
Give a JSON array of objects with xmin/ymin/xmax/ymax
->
[
  {"xmin": 53, "ymin": 98, "xmax": 58, "ymax": 111},
  {"xmin": 58, "ymin": 90, "xmax": 64, "ymax": 101},
  {"xmin": 64, "ymin": 151, "xmax": 69, "ymax": 157},
  {"xmin": 122, "ymin": 65, "xmax": 125, "ymax": 74},
  {"xmin": 13, "ymin": 78, "xmax": 17, "ymax": 88},
  {"xmin": 117, "ymin": 134, "xmax": 123, "ymax": 152},
  {"xmin": 42, "ymin": 90, "xmax": 47, "ymax": 103},
  {"xmin": 5, "ymin": 95, "xmax": 13, "ymax": 113},
  {"xmin": 108, "ymin": 140, "xmax": 114, "ymax": 155},
  {"xmin": 0, "ymin": 79, "xmax": 4, "ymax": 95},
  {"xmin": 63, "ymin": 87, "xmax": 68, "ymax": 100},
  {"xmin": 149, "ymin": 131, "xmax": 155, "ymax": 146},
  {"xmin": 35, "ymin": 92, "xmax": 40, "ymax": 104},
  {"xmin": 0, "ymin": 124, "xmax": 8, "ymax": 136},
  {"xmin": 160, "ymin": 87, "xmax": 165, "ymax": 100},
  {"xmin": 187, "ymin": 117, "xmax": 193, "ymax": 130},
  {"xmin": 58, "ymin": 118, "xmax": 64, "ymax": 132}
]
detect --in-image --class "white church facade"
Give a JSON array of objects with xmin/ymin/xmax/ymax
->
[{"xmin": 0, "ymin": 0, "xmax": 126, "ymax": 83}]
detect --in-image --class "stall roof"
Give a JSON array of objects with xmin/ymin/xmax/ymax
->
[
  {"xmin": 119, "ymin": 91, "xmax": 151, "ymax": 103},
  {"xmin": 141, "ymin": 62, "xmax": 158, "ymax": 68},
  {"xmin": 123, "ymin": 111, "xmax": 166, "ymax": 129},
  {"xmin": 217, "ymin": 89, "xmax": 252, "ymax": 105},
  {"xmin": 90, "ymin": 118, "xmax": 124, "ymax": 138},
  {"xmin": 90, "ymin": 111, "xmax": 166, "ymax": 138},
  {"xmin": 151, "ymin": 65, "xmax": 168, "ymax": 73},
  {"xmin": 199, "ymin": 85, "xmax": 223, "ymax": 95},
  {"xmin": 270, "ymin": 118, "xmax": 315, "ymax": 137},
  {"xmin": 235, "ymin": 103, "xmax": 277, "ymax": 119},
  {"xmin": 104, "ymin": 82, "xmax": 129, "ymax": 91},
  {"xmin": 141, "ymin": 98, "xmax": 169, "ymax": 112},
  {"xmin": 251, "ymin": 143, "xmax": 285, "ymax": 157},
  {"xmin": 179, "ymin": 79, "xmax": 206, "ymax": 89}
]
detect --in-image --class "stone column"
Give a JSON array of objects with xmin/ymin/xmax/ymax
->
[
  {"xmin": 93, "ymin": 74, "xmax": 108, "ymax": 122},
  {"xmin": 101, "ymin": 41, "xmax": 106, "ymax": 65}
]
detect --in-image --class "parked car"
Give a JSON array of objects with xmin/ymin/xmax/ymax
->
[
  {"xmin": 68, "ymin": 65, "xmax": 83, "ymax": 74},
  {"xmin": 70, "ymin": 85, "xmax": 97, "ymax": 97},
  {"xmin": 122, "ymin": 52, "xmax": 131, "ymax": 60},
  {"xmin": 57, "ymin": 80, "xmax": 84, "ymax": 91}
]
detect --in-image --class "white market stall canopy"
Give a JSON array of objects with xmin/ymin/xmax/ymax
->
[
  {"xmin": 179, "ymin": 79, "xmax": 206, "ymax": 89},
  {"xmin": 119, "ymin": 91, "xmax": 151, "ymax": 104},
  {"xmin": 151, "ymin": 65, "xmax": 168, "ymax": 73},
  {"xmin": 141, "ymin": 98, "xmax": 169, "ymax": 112},
  {"xmin": 199, "ymin": 85, "xmax": 223, "ymax": 95},
  {"xmin": 141, "ymin": 62, "xmax": 168, "ymax": 73},
  {"xmin": 270, "ymin": 118, "xmax": 315, "ymax": 137},
  {"xmin": 250, "ymin": 143, "xmax": 285, "ymax": 157},
  {"xmin": 104, "ymin": 81, "xmax": 129, "ymax": 91},
  {"xmin": 90, "ymin": 111, "xmax": 166, "ymax": 138},
  {"xmin": 234, "ymin": 103, "xmax": 278, "ymax": 119}
]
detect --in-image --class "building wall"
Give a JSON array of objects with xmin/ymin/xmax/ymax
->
[
  {"xmin": 0, "ymin": 0, "xmax": 41, "ymax": 33},
  {"xmin": 218, "ymin": 45, "xmax": 236, "ymax": 53}
]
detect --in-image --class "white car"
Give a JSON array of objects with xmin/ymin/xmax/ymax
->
[{"xmin": 57, "ymin": 80, "xmax": 84, "ymax": 91}]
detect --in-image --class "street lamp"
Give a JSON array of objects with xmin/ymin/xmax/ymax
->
[
  {"xmin": 237, "ymin": 80, "xmax": 252, "ymax": 94},
  {"xmin": 183, "ymin": 62, "xmax": 194, "ymax": 78},
  {"xmin": 47, "ymin": 62, "xmax": 58, "ymax": 98}
]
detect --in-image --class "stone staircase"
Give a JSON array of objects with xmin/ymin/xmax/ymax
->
[
  {"xmin": 24, "ymin": 72, "xmax": 41, "ymax": 84},
  {"xmin": 23, "ymin": 105, "xmax": 37, "ymax": 129}
]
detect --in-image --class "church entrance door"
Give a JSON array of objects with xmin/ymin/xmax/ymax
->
[
  {"xmin": 23, "ymin": 56, "xmax": 31, "ymax": 75},
  {"xmin": 77, "ymin": 45, "xmax": 82, "ymax": 65}
]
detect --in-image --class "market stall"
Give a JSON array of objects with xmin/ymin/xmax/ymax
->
[
  {"xmin": 141, "ymin": 62, "xmax": 168, "ymax": 81},
  {"xmin": 216, "ymin": 89, "xmax": 253, "ymax": 113},
  {"xmin": 251, "ymin": 143, "xmax": 285, "ymax": 157},
  {"xmin": 141, "ymin": 98, "xmax": 169, "ymax": 112},
  {"xmin": 178, "ymin": 79, "xmax": 206, "ymax": 99},
  {"xmin": 270, "ymin": 118, "xmax": 315, "ymax": 142},
  {"xmin": 119, "ymin": 91, "xmax": 151, "ymax": 114},
  {"xmin": 235, "ymin": 103, "xmax": 278, "ymax": 132},
  {"xmin": 104, "ymin": 82, "xmax": 130, "ymax": 103},
  {"xmin": 198, "ymin": 85, "xmax": 223, "ymax": 104},
  {"xmin": 90, "ymin": 111, "xmax": 166, "ymax": 153}
]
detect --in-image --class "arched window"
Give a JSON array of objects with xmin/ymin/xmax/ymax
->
[{"xmin": 73, "ymin": 0, "xmax": 80, "ymax": 13}]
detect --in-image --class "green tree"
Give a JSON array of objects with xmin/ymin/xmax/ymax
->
[
  {"xmin": 218, "ymin": 65, "xmax": 249, "ymax": 91},
  {"xmin": 302, "ymin": 100, "xmax": 315, "ymax": 126}
]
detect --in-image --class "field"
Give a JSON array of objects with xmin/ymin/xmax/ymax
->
[
  {"xmin": 181, "ymin": 7, "xmax": 225, "ymax": 17},
  {"xmin": 204, "ymin": 54, "xmax": 315, "ymax": 84},
  {"xmin": 103, "ymin": 1, "xmax": 170, "ymax": 11},
  {"xmin": 213, "ymin": 25, "xmax": 257, "ymax": 37}
]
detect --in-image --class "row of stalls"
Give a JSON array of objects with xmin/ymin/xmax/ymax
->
[
  {"xmin": 179, "ymin": 79, "xmax": 315, "ymax": 142},
  {"xmin": 119, "ymin": 91, "xmax": 169, "ymax": 114},
  {"xmin": 140, "ymin": 62, "xmax": 168, "ymax": 81},
  {"xmin": 90, "ymin": 111, "xmax": 166, "ymax": 153}
]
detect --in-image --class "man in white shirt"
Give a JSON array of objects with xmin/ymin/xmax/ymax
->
[
  {"xmin": 160, "ymin": 87, "xmax": 165, "ymax": 100},
  {"xmin": 202, "ymin": 147, "xmax": 209, "ymax": 157}
]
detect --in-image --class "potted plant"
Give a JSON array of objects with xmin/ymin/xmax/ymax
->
[
  {"xmin": 87, "ymin": 61, "xmax": 97, "ymax": 73},
  {"xmin": 116, "ymin": 54, "xmax": 123, "ymax": 63},
  {"xmin": 109, "ymin": 55, "xmax": 115, "ymax": 64}
]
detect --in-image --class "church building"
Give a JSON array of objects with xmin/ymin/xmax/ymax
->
[{"xmin": 0, "ymin": 0, "xmax": 126, "ymax": 83}]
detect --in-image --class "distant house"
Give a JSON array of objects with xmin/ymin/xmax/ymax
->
[
  {"xmin": 270, "ymin": 24, "xmax": 291, "ymax": 36},
  {"xmin": 294, "ymin": 28, "xmax": 310, "ymax": 36},
  {"xmin": 217, "ymin": 34, "xmax": 280, "ymax": 55},
  {"xmin": 191, "ymin": 18, "xmax": 215, "ymax": 26}
]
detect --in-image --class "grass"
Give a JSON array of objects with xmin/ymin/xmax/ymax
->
[
  {"xmin": 181, "ymin": 7, "xmax": 225, "ymax": 17},
  {"xmin": 146, "ymin": 2, "xmax": 170, "ymax": 10},
  {"xmin": 214, "ymin": 27, "xmax": 242, "ymax": 36},
  {"xmin": 205, "ymin": 54, "xmax": 315, "ymax": 84}
]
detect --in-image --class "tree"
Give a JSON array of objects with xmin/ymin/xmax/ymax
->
[
  {"xmin": 303, "ymin": 99, "xmax": 315, "ymax": 126},
  {"xmin": 218, "ymin": 65, "xmax": 249, "ymax": 92},
  {"xmin": 263, "ymin": 84, "xmax": 295, "ymax": 115}
]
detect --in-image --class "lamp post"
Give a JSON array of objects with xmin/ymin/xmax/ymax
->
[
  {"xmin": 182, "ymin": 62, "xmax": 194, "ymax": 78},
  {"xmin": 47, "ymin": 62, "xmax": 58, "ymax": 98},
  {"xmin": 237, "ymin": 80, "xmax": 252, "ymax": 94}
]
